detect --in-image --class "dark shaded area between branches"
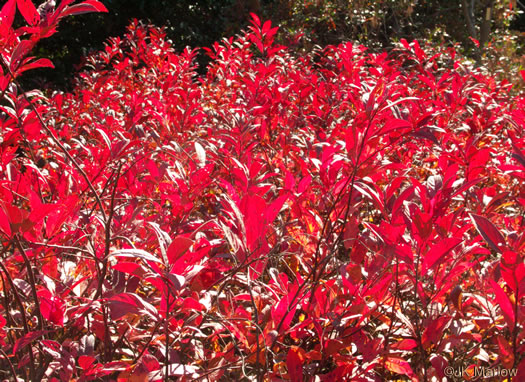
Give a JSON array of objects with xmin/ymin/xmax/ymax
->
[{"xmin": 20, "ymin": 0, "xmax": 525, "ymax": 91}]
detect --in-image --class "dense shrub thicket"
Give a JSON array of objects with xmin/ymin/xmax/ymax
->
[{"xmin": 1, "ymin": 1, "xmax": 525, "ymax": 381}]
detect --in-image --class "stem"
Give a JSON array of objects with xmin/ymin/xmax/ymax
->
[
  {"xmin": 164, "ymin": 283, "xmax": 171, "ymax": 382},
  {"xmin": 0, "ymin": 348, "xmax": 18, "ymax": 382},
  {"xmin": 133, "ymin": 321, "xmax": 162, "ymax": 363},
  {"xmin": 94, "ymin": 161, "xmax": 123, "ymax": 300},
  {"xmin": 413, "ymin": 245, "xmax": 429, "ymax": 382},
  {"xmin": 102, "ymin": 304, "xmax": 113, "ymax": 362},
  {"xmin": 13, "ymin": 236, "xmax": 45, "ymax": 332},
  {"xmin": 0, "ymin": 268, "xmax": 16, "ymax": 345},
  {"xmin": 0, "ymin": 258, "xmax": 36, "ymax": 382},
  {"xmin": 246, "ymin": 270, "xmax": 263, "ymax": 381}
]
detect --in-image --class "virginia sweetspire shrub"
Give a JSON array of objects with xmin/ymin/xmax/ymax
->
[{"xmin": 0, "ymin": 2, "xmax": 524, "ymax": 381}]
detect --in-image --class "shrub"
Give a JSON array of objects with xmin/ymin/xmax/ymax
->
[{"xmin": 1, "ymin": 2, "xmax": 525, "ymax": 381}]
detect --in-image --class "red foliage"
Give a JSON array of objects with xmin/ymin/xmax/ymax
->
[{"xmin": 1, "ymin": 4, "xmax": 525, "ymax": 381}]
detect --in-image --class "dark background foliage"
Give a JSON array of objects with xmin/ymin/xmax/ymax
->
[{"xmin": 22, "ymin": 0, "xmax": 525, "ymax": 89}]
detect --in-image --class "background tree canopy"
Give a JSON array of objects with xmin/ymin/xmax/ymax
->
[{"xmin": 23, "ymin": 0, "xmax": 525, "ymax": 89}]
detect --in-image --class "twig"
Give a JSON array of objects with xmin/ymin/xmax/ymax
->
[
  {"xmin": 94, "ymin": 161, "xmax": 124, "ymax": 300},
  {"xmin": 0, "ymin": 258, "xmax": 36, "ymax": 381},
  {"xmin": 0, "ymin": 348, "xmax": 18, "ymax": 382},
  {"xmin": 13, "ymin": 235, "xmax": 45, "ymax": 333}
]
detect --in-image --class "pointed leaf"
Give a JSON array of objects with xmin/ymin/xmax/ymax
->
[
  {"xmin": 271, "ymin": 294, "xmax": 297, "ymax": 332},
  {"xmin": 38, "ymin": 289, "xmax": 65, "ymax": 326},
  {"xmin": 423, "ymin": 237, "xmax": 462, "ymax": 272},
  {"xmin": 488, "ymin": 279, "xmax": 515, "ymax": 328},
  {"xmin": 0, "ymin": 205, "xmax": 11, "ymax": 236},
  {"xmin": 0, "ymin": 0, "xmax": 16, "ymax": 32},
  {"xmin": 78, "ymin": 355, "xmax": 96, "ymax": 370},
  {"xmin": 108, "ymin": 293, "xmax": 158, "ymax": 321},
  {"xmin": 111, "ymin": 262, "xmax": 147, "ymax": 279},
  {"xmin": 60, "ymin": 0, "xmax": 108, "ymax": 17},
  {"xmin": 10, "ymin": 40, "xmax": 35, "ymax": 71},
  {"xmin": 12, "ymin": 330, "xmax": 48, "ymax": 355},
  {"xmin": 286, "ymin": 346, "xmax": 303, "ymax": 382},
  {"xmin": 148, "ymin": 222, "xmax": 171, "ymax": 264},
  {"xmin": 469, "ymin": 213, "xmax": 506, "ymax": 253},
  {"xmin": 167, "ymin": 236, "xmax": 193, "ymax": 265},
  {"xmin": 109, "ymin": 249, "xmax": 163, "ymax": 264},
  {"xmin": 17, "ymin": 0, "xmax": 40, "ymax": 25},
  {"xmin": 385, "ymin": 357, "xmax": 416, "ymax": 380},
  {"xmin": 249, "ymin": 12, "xmax": 261, "ymax": 27}
]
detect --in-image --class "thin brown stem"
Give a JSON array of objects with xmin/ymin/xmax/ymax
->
[
  {"xmin": 13, "ymin": 235, "xmax": 45, "ymax": 332},
  {"xmin": 0, "ymin": 258, "xmax": 36, "ymax": 381},
  {"xmin": 94, "ymin": 161, "xmax": 123, "ymax": 300}
]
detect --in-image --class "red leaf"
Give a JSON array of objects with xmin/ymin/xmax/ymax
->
[
  {"xmin": 385, "ymin": 357, "xmax": 416, "ymax": 379},
  {"xmin": 421, "ymin": 316, "xmax": 451, "ymax": 349},
  {"xmin": 60, "ymin": 0, "xmax": 108, "ymax": 17},
  {"xmin": 0, "ymin": 205, "xmax": 11, "ymax": 237},
  {"xmin": 110, "ymin": 249, "xmax": 163, "ymax": 264},
  {"xmin": 343, "ymin": 215, "xmax": 359, "ymax": 249},
  {"xmin": 422, "ymin": 237, "xmax": 462, "ymax": 272},
  {"xmin": 380, "ymin": 118, "xmax": 412, "ymax": 135},
  {"xmin": 45, "ymin": 196, "xmax": 79, "ymax": 238},
  {"xmin": 494, "ymin": 335, "xmax": 515, "ymax": 368},
  {"xmin": 265, "ymin": 194, "xmax": 287, "ymax": 224},
  {"xmin": 78, "ymin": 355, "xmax": 96, "ymax": 370},
  {"xmin": 2, "ymin": 203, "xmax": 31, "ymax": 233},
  {"xmin": 286, "ymin": 346, "xmax": 303, "ymax": 382},
  {"xmin": 111, "ymin": 262, "xmax": 147, "ymax": 279},
  {"xmin": 38, "ymin": 289, "xmax": 65, "ymax": 326},
  {"xmin": 391, "ymin": 339, "xmax": 418, "ymax": 350},
  {"xmin": 12, "ymin": 330, "xmax": 48, "ymax": 355},
  {"xmin": 190, "ymin": 267, "xmax": 221, "ymax": 291},
  {"xmin": 297, "ymin": 175, "xmax": 311, "ymax": 194},
  {"xmin": 354, "ymin": 181, "xmax": 384, "ymax": 214},
  {"xmin": 0, "ymin": 0, "xmax": 16, "ymax": 32},
  {"xmin": 450, "ymin": 285, "xmax": 463, "ymax": 312},
  {"xmin": 167, "ymin": 236, "xmax": 193, "ymax": 265},
  {"xmin": 249, "ymin": 12, "xmax": 261, "ymax": 27},
  {"xmin": 271, "ymin": 293, "xmax": 297, "ymax": 332},
  {"xmin": 108, "ymin": 293, "xmax": 158, "ymax": 321},
  {"xmin": 10, "ymin": 40, "xmax": 36, "ymax": 71},
  {"xmin": 469, "ymin": 213, "xmax": 506, "ymax": 253},
  {"xmin": 489, "ymin": 279, "xmax": 515, "ymax": 328},
  {"xmin": 16, "ymin": 58, "xmax": 54, "ymax": 75},
  {"xmin": 239, "ymin": 193, "xmax": 267, "ymax": 251},
  {"xmin": 40, "ymin": 339, "xmax": 62, "ymax": 358},
  {"xmin": 469, "ymin": 36, "xmax": 480, "ymax": 47},
  {"xmin": 17, "ymin": 0, "xmax": 40, "ymax": 26},
  {"xmin": 511, "ymin": 141, "xmax": 525, "ymax": 168},
  {"xmin": 165, "ymin": 272, "xmax": 185, "ymax": 291}
]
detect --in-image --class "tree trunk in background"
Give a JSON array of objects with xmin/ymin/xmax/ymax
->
[
  {"xmin": 480, "ymin": 0, "xmax": 495, "ymax": 48},
  {"xmin": 461, "ymin": 0, "xmax": 496, "ymax": 64},
  {"xmin": 462, "ymin": 0, "xmax": 478, "ymax": 40}
]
